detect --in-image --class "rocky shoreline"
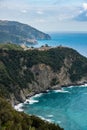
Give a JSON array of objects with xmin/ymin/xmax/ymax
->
[
  {"xmin": 1, "ymin": 45, "xmax": 87, "ymax": 108},
  {"xmin": 14, "ymin": 82, "xmax": 87, "ymax": 112}
]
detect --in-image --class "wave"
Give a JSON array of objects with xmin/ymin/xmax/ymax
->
[
  {"xmin": 67, "ymin": 86, "xmax": 74, "ymax": 88},
  {"xmin": 14, "ymin": 94, "xmax": 42, "ymax": 111},
  {"xmin": 24, "ymin": 93, "xmax": 43, "ymax": 105},
  {"xmin": 54, "ymin": 89, "xmax": 71, "ymax": 94},
  {"xmin": 46, "ymin": 119, "xmax": 54, "ymax": 122},
  {"xmin": 24, "ymin": 98, "xmax": 39, "ymax": 105},
  {"xmin": 38, "ymin": 116, "xmax": 54, "ymax": 123},
  {"xmin": 67, "ymin": 83, "xmax": 87, "ymax": 88},
  {"xmin": 14, "ymin": 103, "xmax": 24, "ymax": 112},
  {"xmin": 80, "ymin": 83, "xmax": 87, "ymax": 87},
  {"xmin": 29, "ymin": 99, "xmax": 39, "ymax": 104},
  {"xmin": 38, "ymin": 116, "xmax": 46, "ymax": 120},
  {"xmin": 46, "ymin": 90, "xmax": 50, "ymax": 92},
  {"xmin": 33, "ymin": 93, "xmax": 43, "ymax": 98}
]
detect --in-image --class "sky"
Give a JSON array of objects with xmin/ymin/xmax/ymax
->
[{"xmin": 0, "ymin": 0, "xmax": 87, "ymax": 32}]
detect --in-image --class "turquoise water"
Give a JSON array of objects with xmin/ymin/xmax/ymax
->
[
  {"xmin": 24, "ymin": 33, "xmax": 87, "ymax": 130},
  {"xmin": 32, "ymin": 32, "xmax": 87, "ymax": 57},
  {"xmin": 23, "ymin": 85, "xmax": 87, "ymax": 130}
]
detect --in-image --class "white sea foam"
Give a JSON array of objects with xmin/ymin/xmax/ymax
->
[
  {"xmin": 47, "ymin": 115, "xmax": 53, "ymax": 118},
  {"xmin": 14, "ymin": 103, "xmax": 23, "ymax": 112},
  {"xmin": 80, "ymin": 83, "xmax": 87, "ymax": 87},
  {"xmin": 24, "ymin": 93, "xmax": 43, "ymax": 105},
  {"xmin": 38, "ymin": 116, "xmax": 46, "ymax": 120},
  {"xmin": 46, "ymin": 90, "xmax": 50, "ymax": 92},
  {"xmin": 28, "ymin": 99, "xmax": 39, "ymax": 104},
  {"xmin": 25, "ymin": 98, "xmax": 39, "ymax": 105},
  {"xmin": 54, "ymin": 89, "xmax": 70, "ymax": 93},
  {"xmin": 33, "ymin": 93, "xmax": 43, "ymax": 98},
  {"xmin": 68, "ymin": 86, "xmax": 74, "ymax": 88},
  {"xmin": 38, "ymin": 116, "xmax": 53, "ymax": 123},
  {"xmin": 65, "ymin": 83, "xmax": 87, "ymax": 89},
  {"xmin": 46, "ymin": 119, "xmax": 53, "ymax": 122}
]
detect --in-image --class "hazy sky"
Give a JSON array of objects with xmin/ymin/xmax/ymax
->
[{"xmin": 0, "ymin": 0, "xmax": 87, "ymax": 32}]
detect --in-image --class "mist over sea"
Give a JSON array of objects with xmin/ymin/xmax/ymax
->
[{"xmin": 33, "ymin": 32, "xmax": 87, "ymax": 57}]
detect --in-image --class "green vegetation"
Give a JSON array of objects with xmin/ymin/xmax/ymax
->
[
  {"xmin": 0, "ymin": 44, "xmax": 87, "ymax": 100},
  {"xmin": 0, "ymin": 43, "xmax": 87, "ymax": 130},
  {"xmin": 0, "ymin": 20, "xmax": 51, "ymax": 44},
  {"xmin": 69, "ymin": 57, "xmax": 87, "ymax": 82},
  {"xmin": 0, "ymin": 43, "xmax": 23, "ymax": 50},
  {"xmin": 0, "ymin": 97, "xmax": 63, "ymax": 130}
]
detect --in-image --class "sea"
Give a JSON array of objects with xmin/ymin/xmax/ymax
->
[
  {"xmin": 22, "ymin": 32, "xmax": 87, "ymax": 130},
  {"xmin": 28, "ymin": 32, "xmax": 87, "ymax": 57},
  {"xmin": 21, "ymin": 85, "xmax": 87, "ymax": 130}
]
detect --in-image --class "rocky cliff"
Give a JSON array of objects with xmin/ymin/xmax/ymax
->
[{"xmin": 0, "ymin": 44, "xmax": 87, "ymax": 105}]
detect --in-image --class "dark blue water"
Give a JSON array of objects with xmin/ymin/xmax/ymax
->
[
  {"xmin": 33, "ymin": 32, "xmax": 87, "ymax": 57},
  {"xmin": 23, "ymin": 85, "xmax": 87, "ymax": 130}
]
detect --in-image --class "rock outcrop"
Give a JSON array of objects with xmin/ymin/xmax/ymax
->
[{"xmin": 0, "ymin": 44, "xmax": 87, "ymax": 105}]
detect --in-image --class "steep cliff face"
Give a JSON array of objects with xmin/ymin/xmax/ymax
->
[
  {"xmin": 11, "ymin": 63, "xmax": 87, "ymax": 105},
  {"xmin": 10, "ymin": 63, "xmax": 72, "ymax": 105},
  {"xmin": 0, "ymin": 44, "xmax": 87, "ymax": 105}
]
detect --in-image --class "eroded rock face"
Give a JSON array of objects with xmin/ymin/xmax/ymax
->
[
  {"xmin": 11, "ymin": 62, "xmax": 87, "ymax": 105},
  {"xmin": 31, "ymin": 63, "xmax": 71, "ymax": 90},
  {"xmin": 31, "ymin": 64, "xmax": 54, "ymax": 89},
  {"xmin": 0, "ymin": 46, "xmax": 87, "ymax": 105}
]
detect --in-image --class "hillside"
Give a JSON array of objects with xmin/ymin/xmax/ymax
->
[
  {"xmin": 0, "ymin": 20, "xmax": 51, "ymax": 45},
  {"xmin": 0, "ymin": 97, "xmax": 63, "ymax": 130},
  {"xmin": 0, "ymin": 44, "xmax": 87, "ymax": 105},
  {"xmin": 0, "ymin": 43, "xmax": 23, "ymax": 50}
]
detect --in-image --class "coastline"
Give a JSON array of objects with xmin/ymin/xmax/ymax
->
[{"xmin": 14, "ymin": 82, "xmax": 87, "ymax": 112}]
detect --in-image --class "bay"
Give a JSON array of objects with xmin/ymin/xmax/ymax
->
[
  {"xmin": 23, "ymin": 85, "xmax": 87, "ymax": 130},
  {"xmin": 24, "ymin": 32, "xmax": 87, "ymax": 130}
]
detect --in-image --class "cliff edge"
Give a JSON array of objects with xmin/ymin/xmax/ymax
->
[{"xmin": 0, "ymin": 44, "xmax": 87, "ymax": 105}]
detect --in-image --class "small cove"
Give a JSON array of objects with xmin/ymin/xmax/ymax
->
[{"xmin": 18, "ymin": 84, "xmax": 87, "ymax": 130}]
